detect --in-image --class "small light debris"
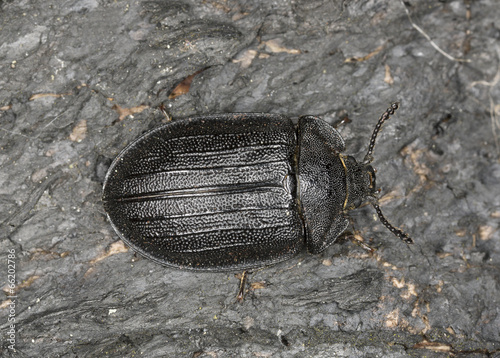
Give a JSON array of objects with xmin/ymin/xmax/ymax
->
[
  {"xmin": 479, "ymin": 225, "xmax": 495, "ymax": 240},
  {"xmin": 262, "ymin": 39, "xmax": 301, "ymax": 54},
  {"xmin": 413, "ymin": 338, "xmax": 452, "ymax": 352},
  {"xmin": 232, "ymin": 49, "xmax": 257, "ymax": 68},
  {"xmin": 69, "ymin": 119, "xmax": 87, "ymax": 142},
  {"xmin": 385, "ymin": 308, "xmax": 399, "ymax": 327},
  {"xmin": 168, "ymin": 69, "xmax": 205, "ymax": 99},
  {"xmin": 344, "ymin": 44, "xmax": 383, "ymax": 63},
  {"xmin": 30, "ymin": 92, "xmax": 72, "ymax": 100},
  {"xmin": 90, "ymin": 241, "xmax": 129, "ymax": 265},
  {"xmin": 384, "ymin": 64, "xmax": 394, "ymax": 85},
  {"xmin": 112, "ymin": 104, "xmax": 149, "ymax": 122}
]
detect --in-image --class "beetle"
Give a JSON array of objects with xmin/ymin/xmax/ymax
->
[{"xmin": 102, "ymin": 103, "xmax": 412, "ymax": 272}]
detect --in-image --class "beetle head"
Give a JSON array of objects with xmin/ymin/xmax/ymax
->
[
  {"xmin": 343, "ymin": 153, "xmax": 413, "ymax": 244},
  {"xmin": 349, "ymin": 102, "xmax": 413, "ymax": 244}
]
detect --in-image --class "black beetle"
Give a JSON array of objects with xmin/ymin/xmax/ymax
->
[{"xmin": 102, "ymin": 103, "xmax": 412, "ymax": 271}]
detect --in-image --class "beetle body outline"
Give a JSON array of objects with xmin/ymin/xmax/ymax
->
[{"xmin": 102, "ymin": 104, "xmax": 412, "ymax": 271}]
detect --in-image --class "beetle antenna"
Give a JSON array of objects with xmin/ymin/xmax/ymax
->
[
  {"xmin": 363, "ymin": 102, "xmax": 399, "ymax": 164},
  {"xmin": 372, "ymin": 202, "xmax": 413, "ymax": 244}
]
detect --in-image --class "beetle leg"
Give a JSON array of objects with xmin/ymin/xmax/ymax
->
[
  {"xmin": 349, "ymin": 232, "xmax": 377, "ymax": 253},
  {"xmin": 332, "ymin": 113, "xmax": 352, "ymax": 129},
  {"xmin": 158, "ymin": 103, "xmax": 172, "ymax": 122},
  {"xmin": 236, "ymin": 270, "xmax": 248, "ymax": 303},
  {"xmin": 338, "ymin": 226, "xmax": 377, "ymax": 254}
]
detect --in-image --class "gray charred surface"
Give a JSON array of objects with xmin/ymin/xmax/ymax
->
[{"xmin": 0, "ymin": 0, "xmax": 499, "ymax": 357}]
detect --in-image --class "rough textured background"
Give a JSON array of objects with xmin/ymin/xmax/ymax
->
[{"xmin": 1, "ymin": 0, "xmax": 499, "ymax": 357}]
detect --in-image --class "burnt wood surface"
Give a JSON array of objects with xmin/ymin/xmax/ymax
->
[{"xmin": 1, "ymin": 1, "xmax": 499, "ymax": 357}]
